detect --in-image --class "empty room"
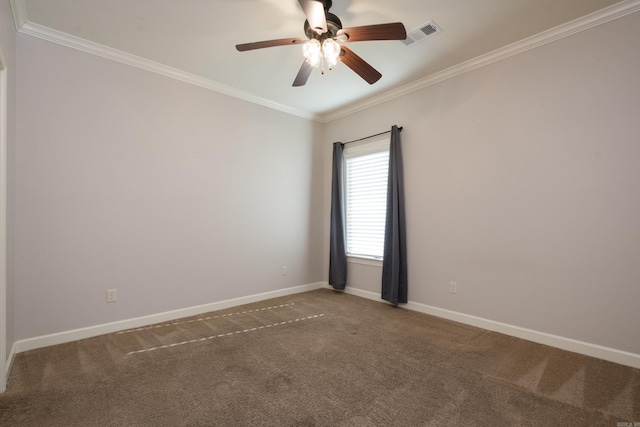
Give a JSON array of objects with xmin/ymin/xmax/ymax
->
[{"xmin": 1, "ymin": 0, "xmax": 639, "ymax": 425}]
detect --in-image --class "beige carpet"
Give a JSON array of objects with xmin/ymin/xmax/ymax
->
[{"xmin": 1, "ymin": 289, "xmax": 638, "ymax": 426}]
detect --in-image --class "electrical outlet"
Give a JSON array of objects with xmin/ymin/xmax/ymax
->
[
  {"xmin": 449, "ymin": 282, "xmax": 458, "ymax": 294},
  {"xmin": 106, "ymin": 289, "xmax": 117, "ymax": 303},
  {"xmin": 282, "ymin": 266, "xmax": 288, "ymax": 276}
]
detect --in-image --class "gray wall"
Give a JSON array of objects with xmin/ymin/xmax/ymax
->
[
  {"xmin": 7, "ymin": 4, "xmax": 640, "ymax": 360},
  {"xmin": 14, "ymin": 34, "xmax": 324, "ymax": 339},
  {"xmin": 323, "ymin": 11, "xmax": 640, "ymax": 355}
]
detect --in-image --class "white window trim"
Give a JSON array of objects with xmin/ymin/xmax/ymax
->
[
  {"xmin": 343, "ymin": 138, "xmax": 389, "ymax": 158},
  {"xmin": 347, "ymin": 256, "xmax": 383, "ymax": 267},
  {"xmin": 343, "ymin": 137, "xmax": 390, "ymax": 262}
]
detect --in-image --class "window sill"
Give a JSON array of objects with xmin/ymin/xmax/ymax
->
[{"xmin": 347, "ymin": 256, "xmax": 383, "ymax": 267}]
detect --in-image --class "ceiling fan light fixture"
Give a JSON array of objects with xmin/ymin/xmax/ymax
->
[
  {"xmin": 302, "ymin": 39, "xmax": 322, "ymax": 66},
  {"xmin": 323, "ymin": 38, "xmax": 341, "ymax": 68},
  {"xmin": 236, "ymin": 0, "xmax": 407, "ymax": 87}
]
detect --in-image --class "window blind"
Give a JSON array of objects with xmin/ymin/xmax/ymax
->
[{"xmin": 345, "ymin": 149, "xmax": 389, "ymax": 259}]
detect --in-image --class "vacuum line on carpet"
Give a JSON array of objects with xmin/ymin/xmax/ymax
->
[
  {"xmin": 117, "ymin": 303, "xmax": 296, "ymax": 334},
  {"xmin": 125, "ymin": 314, "xmax": 325, "ymax": 356}
]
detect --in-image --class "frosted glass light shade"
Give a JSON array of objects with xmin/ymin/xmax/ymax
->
[
  {"xmin": 323, "ymin": 39, "xmax": 341, "ymax": 67},
  {"xmin": 302, "ymin": 39, "xmax": 322, "ymax": 66}
]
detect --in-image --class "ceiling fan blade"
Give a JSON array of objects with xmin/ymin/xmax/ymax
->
[
  {"xmin": 236, "ymin": 38, "xmax": 305, "ymax": 52},
  {"xmin": 339, "ymin": 46, "xmax": 382, "ymax": 85},
  {"xmin": 337, "ymin": 22, "xmax": 407, "ymax": 43},
  {"xmin": 298, "ymin": 0, "xmax": 327, "ymax": 34},
  {"xmin": 293, "ymin": 61, "xmax": 314, "ymax": 87}
]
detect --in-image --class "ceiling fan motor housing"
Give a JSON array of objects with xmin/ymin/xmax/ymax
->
[{"xmin": 304, "ymin": 12, "xmax": 343, "ymax": 40}]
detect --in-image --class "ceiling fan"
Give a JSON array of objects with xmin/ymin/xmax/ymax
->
[{"xmin": 235, "ymin": 0, "xmax": 407, "ymax": 87}]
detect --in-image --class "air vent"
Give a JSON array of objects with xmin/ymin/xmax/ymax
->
[{"xmin": 402, "ymin": 20, "xmax": 442, "ymax": 46}]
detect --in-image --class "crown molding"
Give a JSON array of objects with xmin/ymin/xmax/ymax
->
[
  {"xmin": 9, "ymin": 0, "xmax": 640, "ymax": 124},
  {"xmin": 9, "ymin": 0, "xmax": 27, "ymax": 31},
  {"xmin": 10, "ymin": 1, "xmax": 321, "ymax": 122},
  {"xmin": 319, "ymin": 0, "xmax": 640, "ymax": 123}
]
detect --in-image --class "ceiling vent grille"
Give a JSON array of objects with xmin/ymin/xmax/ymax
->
[{"xmin": 402, "ymin": 20, "xmax": 442, "ymax": 46}]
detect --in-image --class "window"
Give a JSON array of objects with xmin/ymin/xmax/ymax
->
[{"xmin": 343, "ymin": 139, "xmax": 389, "ymax": 260}]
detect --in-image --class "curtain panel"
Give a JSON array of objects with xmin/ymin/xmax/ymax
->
[
  {"xmin": 329, "ymin": 142, "xmax": 347, "ymax": 289},
  {"xmin": 381, "ymin": 125, "xmax": 408, "ymax": 304}
]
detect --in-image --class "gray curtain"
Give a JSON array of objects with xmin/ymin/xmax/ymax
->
[
  {"xmin": 329, "ymin": 142, "xmax": 347, "ymax": 289},
  {"xmin": 382, "ymin": 125, "xmax": 407, "ymax": 304}
]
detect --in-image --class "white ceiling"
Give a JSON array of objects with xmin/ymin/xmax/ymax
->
[{"xmin": 13, "ymin": 0, "xmax": 630, "ymax": 121}]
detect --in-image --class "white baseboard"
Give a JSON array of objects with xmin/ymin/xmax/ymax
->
[
  {"xmin": 1, "ymin": 341, "xmax": 17, "ymax": 393},
  {"xmin": 14, "ymin": 281, "xmax": 640, "ymax": 370},
  {"xmin": 6, "ymin": 341, "xmax": 16, "ymax": 376},
  {"xmin": 15, "ymin": 282, "xmax": 325, "ymax": 354},
  {"xmin": 327, "ymin": 284, "xmax": 640, "ymax": 370}
]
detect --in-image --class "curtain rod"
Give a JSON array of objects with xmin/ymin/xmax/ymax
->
[{"xmin": 343, "ymin": 126, "xmax": 403, "ymax": 145}]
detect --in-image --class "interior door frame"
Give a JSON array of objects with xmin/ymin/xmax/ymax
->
[{"xmin": 0, "ymin": 48, "xmax": 8, "ymax": 394}]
